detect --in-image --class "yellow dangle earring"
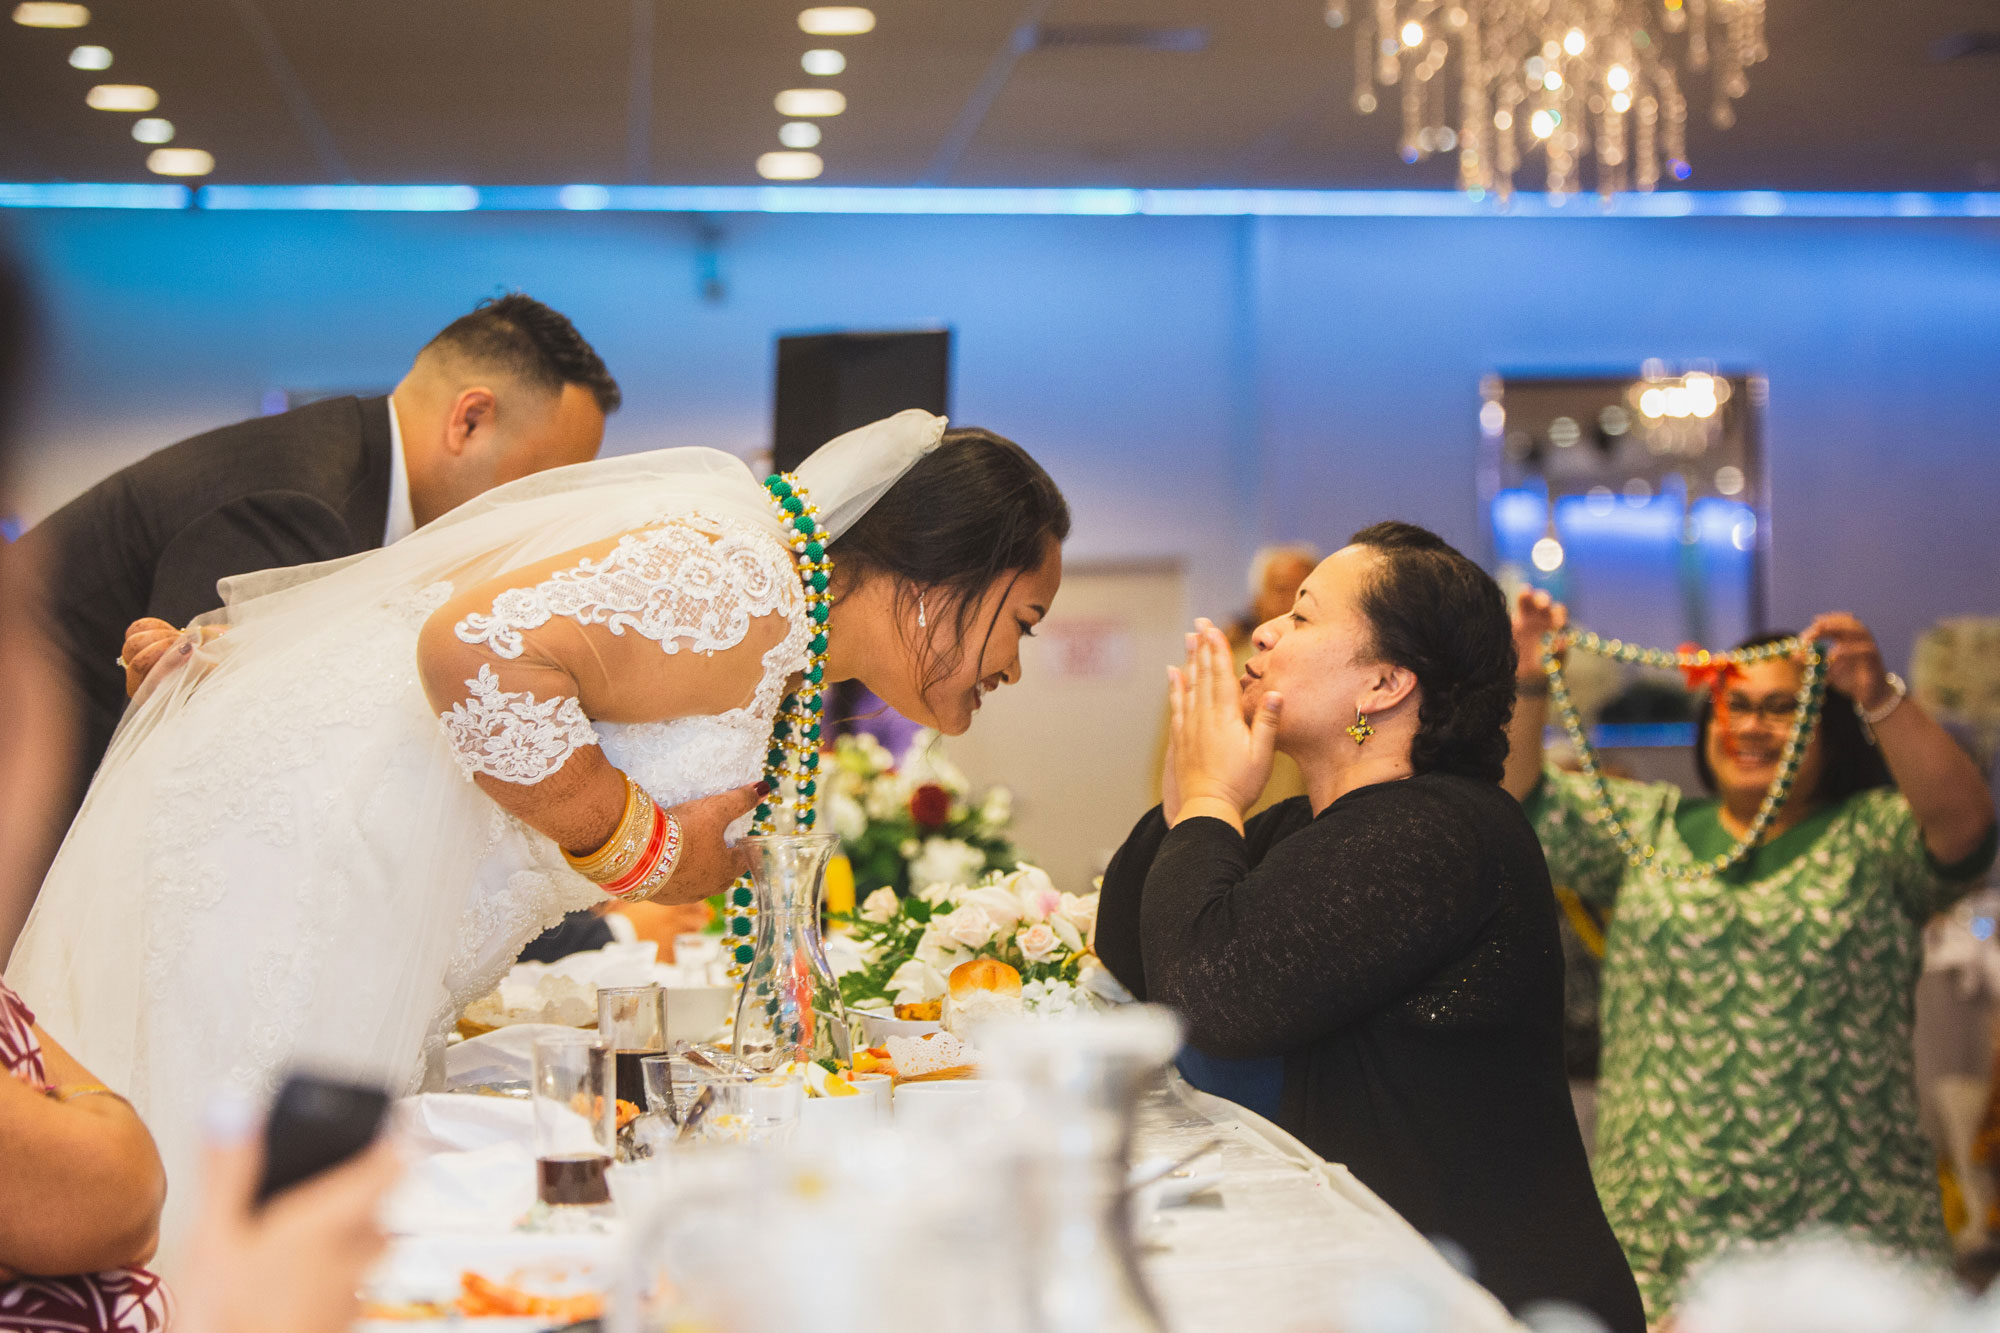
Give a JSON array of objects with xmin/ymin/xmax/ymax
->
[{"xmin": 1346, "ymin": 711, "xmax": 1374, "ymax": 745}]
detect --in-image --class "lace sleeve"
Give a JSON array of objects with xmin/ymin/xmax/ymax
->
[
  {"xmin": 452, "ymin": 518, "xmax": 799, "ymax": 660},
  {"xmin": 439, "ymin": 665, "xmax": 602, "ymax": 785},
  {"xmin": 421, "ymin": 515, "xmax": 802, "ymax": 789}
]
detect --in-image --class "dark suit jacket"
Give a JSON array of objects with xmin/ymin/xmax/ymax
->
[{"xmin": 22, "ymin": 394, "xmax": 393, "ymax": 815}]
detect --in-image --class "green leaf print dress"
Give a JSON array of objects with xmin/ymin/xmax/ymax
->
[{"xmin": 1529, "ymin": 766, "xmax": 1997, "ymax": 1323}]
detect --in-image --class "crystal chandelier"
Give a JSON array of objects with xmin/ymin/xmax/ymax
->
[{"xmin": 1327, "ymin": 0, "xmax": 1767, "ymax": 198}]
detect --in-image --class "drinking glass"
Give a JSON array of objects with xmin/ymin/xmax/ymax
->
[
  {"xmin": 598, "ymin": 983, "xmax": 669, "ymax": 1110},
  {"xmin": 681, "ymin": 1070, "xmax": 804, "ymax": 1146},
  {"xmin": 531, "ymin": 1032, "xmax": 615, "ymax": 1209}
]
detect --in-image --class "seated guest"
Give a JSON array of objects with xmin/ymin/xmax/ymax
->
[
  {"xmin": 1095, "ymin": 522, "xmax": 1643, "ymax": 1330},
  {"xmin": 0, "ymin": 976, "xmax": 169, "ymax": 1326},
  {"xmin": 7, "ymin": 293, "xmax": 619, "ymax": 951},
  {"xmin": 1504, "ymin": 591, "xmax": 1998, "ymax": 1324}
]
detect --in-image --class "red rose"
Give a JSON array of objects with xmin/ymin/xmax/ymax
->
[{"xmin": 910, "ymin": 783, "xmax": 952, "ymax": 829}]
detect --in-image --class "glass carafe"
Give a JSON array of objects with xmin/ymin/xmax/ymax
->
[
  {"xmin": 980, "ymin": 1006, "xmax": 1185, "ymax": 1333},
  {"xmin": 731, "ymin": 833, "xmax": 851, "ymax": 1072}
]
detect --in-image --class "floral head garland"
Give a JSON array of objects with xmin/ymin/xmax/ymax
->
[{"xmin": 1678, "ymin": 641, "xmax": 1744, "ymax": 736}]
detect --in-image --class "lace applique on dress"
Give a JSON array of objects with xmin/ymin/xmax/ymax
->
[
  {"xmin": 453, "ymin": 515, "xmax": 799, "ymax": 660},
  {"xmin": 439, "ymin": 665, "xmax": 600, "ymax": 785}
]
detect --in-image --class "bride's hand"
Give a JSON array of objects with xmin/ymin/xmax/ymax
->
[
  {"xmin": 652, "ymin": 784, "xmax": 762, "ymax": 905},
  {"xmin": 1168, "ymin": 619, "xmax": 1280, "ymax": 831}
]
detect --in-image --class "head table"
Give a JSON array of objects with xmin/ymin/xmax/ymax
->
[{"xmin": 358, "ymin": 1065, "xmax": 1519, "ymax": 1332}]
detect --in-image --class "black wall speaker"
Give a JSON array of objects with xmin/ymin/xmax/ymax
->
[{"xmin": 772, "ymin": 329, "xmax": 952, "ymax": 473}]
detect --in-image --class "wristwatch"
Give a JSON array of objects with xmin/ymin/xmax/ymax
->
[{"xmin": 1855, "ymin": 671, "xmax": 1907, "ymax": 744}]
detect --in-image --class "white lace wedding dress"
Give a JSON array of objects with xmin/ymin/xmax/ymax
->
[{"xmin": 4, "ymin": 411, "xmax": 944, "ymax": 1263}]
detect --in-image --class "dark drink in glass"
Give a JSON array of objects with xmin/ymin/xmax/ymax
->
[
  {"xmin": 615, "ymin": 1048, "xmax": 663, "ymax": 1110},
  {"xmin": 536, "ymin": 1153, "xmax": 610, "ymax": 1207}
]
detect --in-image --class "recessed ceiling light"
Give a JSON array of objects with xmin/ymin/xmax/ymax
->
[
  {"xmin": 146, "ymin": 147, "xmax": 212, "ymax": 176},
  {"xmin": 67, "ymin": 43, "xmax": 110, "ymax": 69},
  {"xmin": 12, "ymin": 2, "xmax": 89, "ymax": 27},
  {"xmin": 801, "ymin": 48, "xmax": 845, "ymax": 76},
  {"xmin": 86, "ymin": 83, "xmax": 157, "ymax": 112},
  {"xmin": 757, "ymin": 151, "xmax": 824, "ymax": 180},
  {"xmin": 798, "ymin": 7, "xmax": 872, "ymax": 36},
  {"xmin": 132, "ymin": 117, "xmax": 173, "ymax": 144},
  {"xmin": 774, "ymin": 88, "xmax": 844, "ymax": 117},
  {"xmin": 778, "ymin": 120, "xmax": 822, "ymax": 149}
]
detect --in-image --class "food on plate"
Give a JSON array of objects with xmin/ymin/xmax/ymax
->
[
  {"xmin": 894, "ymin": 998, "xmax": 942, "ymax": 1022},
  {"xmin": 458, "ymin": 972, "xmax": 598, "ymax": 1033},
  {"xmin": 358, "ymin": 1300, "xmax": 449, "ymax": 1320},
  {"xmin": 943, "ymin": 958, "xmax": 1023, "ymax": 1036},
  {"xmin": 851, "ymin": 1046, "xmax": 894, "ymax": 1075},
  {"xmin": 455, "ymin": 1272, "xmax": 604, "ymax": 1320},
  {"xmin": 781, "ymin": 1062, "xmax": 863, "ymax": 1098},
  {"xmin": 885, "ymin": 1030, "xmax": 977, "ymax": 1082}
]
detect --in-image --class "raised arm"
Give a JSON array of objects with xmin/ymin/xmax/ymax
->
[
  {"xmin": 1807, "ymin": 612, "xmax": 1996, "ymax": 865},
  {"xmin": 1502, "ymin": 587, "xmax": 1566, "ymax": 801},
  {"xmin": 419, "ymin": 521, "xmax": 796, "ymax": 903}
]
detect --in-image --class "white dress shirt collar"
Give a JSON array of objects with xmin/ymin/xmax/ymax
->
[{"xmin": 383, "ymin": 396, "xmax": 416, "ymax": 546}]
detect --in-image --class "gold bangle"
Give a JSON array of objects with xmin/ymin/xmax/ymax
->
[
  {"xmin": 564, "ymin": 776, "xmax": 652, "ymax": 881},
  {"xmin": 565, "ymin": 777, "xmax": 639, "ymax": 872},
  {"xmin": 50, "ymin": 1082, "xmax": 125, "ymax": 1105},
  {"xmin": 605, "ymin": 811, "xmax": 684, "ymax": 902}
]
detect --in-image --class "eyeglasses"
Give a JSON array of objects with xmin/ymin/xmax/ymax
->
[{"xmin": 1721, "ymin": 693, "xmax": 1798, "ymax": 725}]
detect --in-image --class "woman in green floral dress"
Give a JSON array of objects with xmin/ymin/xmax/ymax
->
[{"xmin": 1503, "ymin": 594, "xmax": 1997, "ymax": 1325}]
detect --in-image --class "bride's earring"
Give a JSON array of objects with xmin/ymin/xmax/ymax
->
[
  {"xmin": 1346, "ymin": 711, "xmax": 1374, "ymax": 745},
  {"xmin": 917, "ymin": 596, "xmax": 927, "ymax": 630}
]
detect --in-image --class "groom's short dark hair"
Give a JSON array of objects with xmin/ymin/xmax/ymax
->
[{"xmin": 424, "ymin": 293, "xmax": 621, "ymax": 415}]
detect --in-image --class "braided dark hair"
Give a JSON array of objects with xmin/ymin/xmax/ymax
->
[
  {"xmin": 1348, "ymin": 521, "xmax": 1517, "ymax": 782},
  {"xmin": 424, "ymin": 293, "xmax": 621, "ymax": 414},
  {"xmin": 831, "ymin": 427, "xmax": 1069, "ymax": 699}
]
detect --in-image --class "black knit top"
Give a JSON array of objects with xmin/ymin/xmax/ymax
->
[{"xmin": 1094, "ymin": 773, "xmax": 1643, "ymax": 1332}]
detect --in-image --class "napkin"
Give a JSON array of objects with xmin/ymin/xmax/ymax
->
[
  {"xmin": 382, "ymin": 1141, "xmax": 537, "ymax": 1236},
  {"xmin": 444, "ymin": 1023, "xmax": 578, "ymax": 1091},
  {"xmin": 395, "ymin": 1091, "xmax": 535, "ymax": 1154}
]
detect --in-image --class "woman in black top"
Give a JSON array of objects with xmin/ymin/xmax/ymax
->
[{"xmin": 1095, "ymin": 521, "xmax": 1642, "ymax": 1332}]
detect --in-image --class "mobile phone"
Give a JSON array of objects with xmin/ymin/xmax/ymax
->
[{"xmin": 254, "ymin": 1071, "xmax": 390, "ymax": 1206}]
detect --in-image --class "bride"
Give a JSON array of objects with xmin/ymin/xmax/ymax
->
[{"xmin": 6, "ymin": 409, "xmax": 1068, "ymax": 1255}]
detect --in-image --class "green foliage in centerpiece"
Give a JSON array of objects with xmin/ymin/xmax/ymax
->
[{"xmin": 823, "ymin": 731, "xmax": 1020, "ymax": 899}]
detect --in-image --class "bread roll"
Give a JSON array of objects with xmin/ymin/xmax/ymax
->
[{"xmin": 949, "ymin": 957, "xmax": 1022, "ymax": 999}]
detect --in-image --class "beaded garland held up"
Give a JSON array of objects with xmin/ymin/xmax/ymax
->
[
  {"xmin": 1542, "ymin": 628, "xmax": 1828, "ymax": 881},
  {"xmin": 720, "ymin": 472, "xmax": 835, "ymax": 975}
]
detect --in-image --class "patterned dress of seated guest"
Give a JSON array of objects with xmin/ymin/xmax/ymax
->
[{"xmin": 0, "ymin": 978, "xmax": 170, "ymax": 1332}]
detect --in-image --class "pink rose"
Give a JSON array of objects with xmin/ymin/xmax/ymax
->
[{"xmin": 1016, "ymin": 922, "xmax": 1062, "ymax": 964}]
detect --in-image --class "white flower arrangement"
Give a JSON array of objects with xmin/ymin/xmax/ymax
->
[{"xmin": 837, "ymin": 860, "xmax": 1103, "ymax": 1012}]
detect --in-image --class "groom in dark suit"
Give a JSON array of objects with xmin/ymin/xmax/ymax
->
[{"xmin": 8, "ymin": 293, "xmax": 619, "ymax": 944}]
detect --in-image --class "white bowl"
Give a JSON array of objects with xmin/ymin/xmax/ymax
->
[
  {"xmin": 796, "ymin": 1090, "xmax": 879, "ymax": 1147},
  {"xmin": 856, "ymin": 1012, "xmax": 942, "ymax": 1046},
  {"xmin": 665, "ymin": 985, "xmax": 736, "ymax": 1045},
  {"xmin": 890, "ymin": 1080, "xmax": 995, "ymax": 1136}
]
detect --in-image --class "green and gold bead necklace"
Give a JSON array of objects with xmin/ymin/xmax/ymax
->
[
  {"xmin": 722, "ymin": 472, "xmax": 833, "ymax": 976},
  {"xmin": 1542, "ymin": 629, "xmax": 1827, "ymax": 881}
]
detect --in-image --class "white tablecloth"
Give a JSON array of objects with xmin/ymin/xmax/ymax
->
[{"xmin": 362, "ymin": 1074, "xmax": 1517, "ymax": 1332}]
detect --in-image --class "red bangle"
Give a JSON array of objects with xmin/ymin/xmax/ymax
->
[{"xmin": 601, "ymin": 804, "xmax": 683, "ymax": 902}]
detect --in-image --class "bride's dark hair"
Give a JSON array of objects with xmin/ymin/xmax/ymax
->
[{"xmin": 832, "ymin": 427, "xmax": 1069, "ymax": 697}]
